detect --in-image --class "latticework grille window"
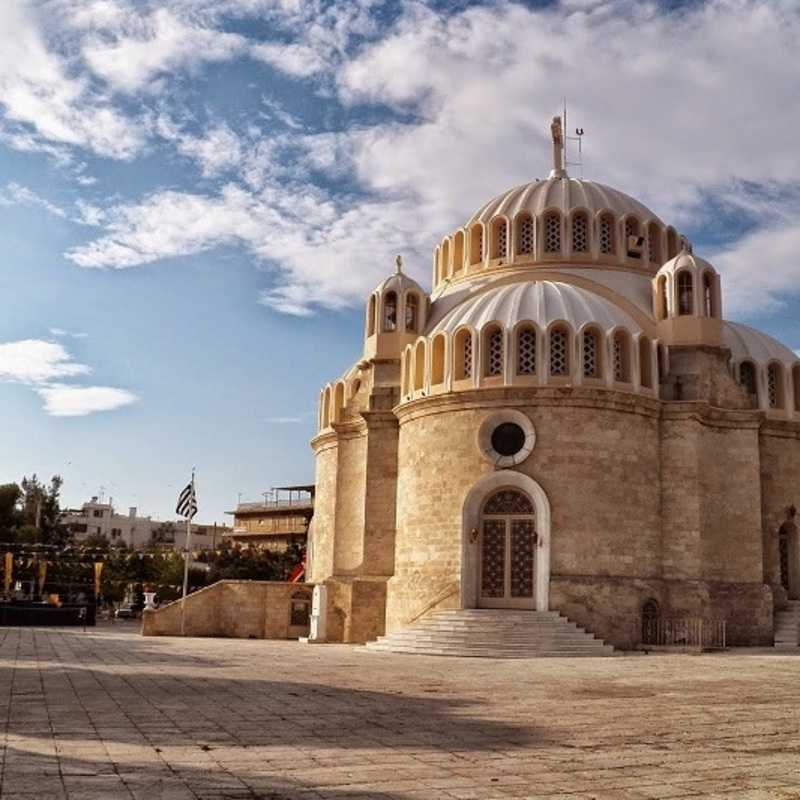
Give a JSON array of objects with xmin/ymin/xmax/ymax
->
[
  {"xmin": 583, "ymin": 331, "xmax": 599, "ymax": 378},
  {"xmin": 613, "ymin": 336, "xmax": 627, "ymax": 382},
  {"xmin": 474, "ymin": 228, "xmax": 483, "ymax": 262},
  {"xmin": 740, "ymin": 362, "xmax": 757, "ymax": 396},
  {"xmin": 625, "ymin": 218, "xmax": 639, "ymax": 239},
  {"xmin": 518, "ymin": 216, "xmax": 534, "ymax": 255},
  {"xmin": 486, "ymin": 329, "xmax": 503, "ymax": 376},
  {"xmin": 517, "ymin": 328, "xmax": 536, "ymax": 375},
  {"xmin": 768, "ymin": 365, "xmax": 780, "ymax": 408},
  {"xmin": 549, "ymin": 328, "xmax": 568, "ymax": 376},
  {"xmin": 461, "ymin": 334, "xmax": 473, "ymax": 378},
  {"xmin": 495, "ymin": 222, "xmax": 508, "ymax": 259},
  {"xmin": 600, "ymin": 216, "xmax": 614, "ymax": 255},
  {"xmin": 544, "ymin": 213, "xmax": 561, "ymax": 254},
  {"xmin": 648, "ymin": 227, "xmax": 661, "ymax": 265},
  {"xmin": 572, "ymin": 214, "xmax": 588, "ymax": 253}
]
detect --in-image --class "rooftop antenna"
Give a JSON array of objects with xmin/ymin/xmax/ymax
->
[{"xmin": 562, "ymin": 98, "xmax": 585, "ymax": 178}]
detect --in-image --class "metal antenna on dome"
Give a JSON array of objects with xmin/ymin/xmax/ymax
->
[{"xmin": 563, "ymin": 98, "xmax": 585, "ymax": 178}]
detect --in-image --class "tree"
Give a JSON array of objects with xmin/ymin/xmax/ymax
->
[
  {"xmin": 0, "ymin": 484, "xmax": 22, "ymax": 540},
  {"xmin": 19, "ymin": 475, "xmax": 68, "ymax": 545}
]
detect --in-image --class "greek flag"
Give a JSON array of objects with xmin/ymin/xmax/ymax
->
[{"xmin": 175, "ymin": 479, "xmax": 197, "ymax": 520}]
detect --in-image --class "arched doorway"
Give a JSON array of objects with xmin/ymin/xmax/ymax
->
[
  {"xmin": 461, "ymin": 472, "xmax": 551, "ymax": 611},
  {"xmin": 478, "ymin": 489, "xmax": 537, "ymax": 608}
]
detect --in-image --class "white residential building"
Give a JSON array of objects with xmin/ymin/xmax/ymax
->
[{"xmin": 61, "ymin": 497, "xmax": 229, "ymax": 551}]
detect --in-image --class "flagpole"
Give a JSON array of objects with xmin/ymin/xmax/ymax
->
[{"xmin": 180, "ymin": 470, "xmax": 194, "ymax": 637}]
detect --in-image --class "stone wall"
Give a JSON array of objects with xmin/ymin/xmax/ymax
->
[{"xmin": 141, "ymin": 581, "xmax": 313, "ymax": 639}]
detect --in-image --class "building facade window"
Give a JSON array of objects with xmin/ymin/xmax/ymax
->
[
  {"xmin": 572, "ymin": 213, "xmax": 589, "ymax": 253},
  {"xmin": 544, "ymin": 212, "xmax": 561, "ymax": 254},
  {"xmin": 485, "ymin": 327, "xmax": 504, "ymax": 377},
  {"xmin": 516, "ymin": 326, "xmax": 536, "ymax": 375},
  {"xmin": 549, "ymin": 328, "xmax": 569, "ymax": 376},
  {"xmin": 517, "ymin": 215, "xmax": 534, "ymax": 256},
  {"xmin": 599, "ymin": 214, "xmax": 615, "ymax": 255},
  {"xmin": 383, "ymin": 291, "xmax": 397, "ymax": 331},
  {"xmin": 677, "ymin": 272, "xmax": 693, "ymax": 315},
  {"xmin": 583, "ymin": 329, "xmax": 600, "ymax": 378},
  {"xmin": 405, "ymin": 293, "xmax": 419, "ymax": 332}
]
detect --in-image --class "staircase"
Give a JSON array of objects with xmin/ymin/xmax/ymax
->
[
  {"xmin": 365, "ymin": 609, "xmax": 614, "ymax": 658},
  {"xmin": 774, "ymin": 601, "xmax": 800, "ymax": 650}
]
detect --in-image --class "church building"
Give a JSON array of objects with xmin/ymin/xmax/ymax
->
[{"xmin": 308, "ymin": 117, "xmax": 800, "ymax": 651}]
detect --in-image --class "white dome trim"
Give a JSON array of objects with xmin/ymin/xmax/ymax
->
[{"xmin": 723, "ymin": 321, "xmax": 798, "ymax": 367}]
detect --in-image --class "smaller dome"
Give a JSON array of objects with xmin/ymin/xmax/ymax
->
[
  {"xmin": 428, "ymin": 280, "xmax": 642, "ymax": 337},
  {"xmin": 723, "ymin": 322, "xmax": 798, "ymax": 367},
  {"xmin": 371, "ymin": 256, "xmax": 425, "ymax": 298},
  {"xmin": 656, "ymin": 251, "xmax": 716, "ymax": 278}
]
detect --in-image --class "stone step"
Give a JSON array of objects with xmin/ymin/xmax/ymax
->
[
  {"xmin": 365, "ymin": 609, "xmax": 614, "ymax": 658},
  {"xmin": 773, "ymin": 605, "xmax": 800, "ymax": 648}
]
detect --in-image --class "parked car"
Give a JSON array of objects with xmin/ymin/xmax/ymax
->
[{"xmin": 115, "ymin": 606, "xmax": 137, "ymax": 619}]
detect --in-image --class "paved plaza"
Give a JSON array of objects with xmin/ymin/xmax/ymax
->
[{"xmin": 0, "ymin": 626, "xmax": 799, "ymax": 799}]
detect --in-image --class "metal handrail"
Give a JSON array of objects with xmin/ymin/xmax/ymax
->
[{"xmin": 638, "ymin": 616, "xmax": 727, "ymax": 650}]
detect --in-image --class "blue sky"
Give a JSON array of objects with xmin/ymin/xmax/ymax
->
[{"xmin": 1, "ymin": 0, "xmax": 799, "ymax": 523}]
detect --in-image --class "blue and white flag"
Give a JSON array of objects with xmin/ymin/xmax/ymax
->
[{"xmin": 175, "ymin": 478, "xmax": 198, "ymax": 520}]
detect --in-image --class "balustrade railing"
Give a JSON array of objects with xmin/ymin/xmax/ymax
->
[{"xmin": 638, "ymin": 617, "xmax": 727, "ymax": 651}]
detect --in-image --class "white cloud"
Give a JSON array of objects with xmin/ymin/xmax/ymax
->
[
  {"xmin": 35, "ymin": 384, "xmax": 139, "ymax": 417},
  {"xmin": 0, "ymin": 338, "xmax": 137, "ymax": 417},
  {"xmin": 0, "ymin": 182, "xmax": 67, "ymax": 218},
  {"xmin": 251, "ymin": 41, "xmax": 327, "ymax": 77},
  {"xmin": 49, "ymin": 328, "xmax": 89, "ymax": 339},
  {"xmin": 81, "ymin": 8, "xmax": 247, "ymax": 93},
  {"xmin": 0, "ymin": 1, "xmax": 144, "ymax": 159},
  {"xmin": 156, "ymin": 117, "xmax": 245, "ymax": 178},
  {"xmin": 0, "ymin": 340, "xmax": 90, "ymax": 382}
]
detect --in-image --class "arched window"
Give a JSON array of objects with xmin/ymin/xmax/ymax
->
[
  {"xmin": 431, "ymin": 335, "xmax": 446, "ymax": 385},
  {"xmin": 516, "ymin": 214, "xmax": 534, "ymax": 256},
  {"xmin": 483, "ymin": 326, "xmax": 504, "ymax": 377},
  {"xmin": 582, "ymin": 329, "xmax": 601, "ymax": 378},
  {"xmin": 666, "ymin": 228, "xmax": 678, "ymax": 259},
  {"xmin": 648, "ymin": 222, "xmax": 662, "ymax": 266},
  {"xmin": 625, "ymin": 217, "xmax": 642, "ymax": 259},
  {"xmin": 657, "ymin": 275, "xmax": 668, "ymax": 320},
  {"xmin": 322, "ymin": 387, "xmax": 331, "ymax": 428},
  {"xmin": 768, "ymin": 363, "xmax": 784, "ymax": 409},
  {"xmin": 572, "ymin": 212, "xmax": 589, "ymax": 253},
  {"xmin": 435, "ymin": 246, "xmax": 442, "ymax": 285},
  {"xmin": 739, "ymin": 361, "xmax": 757, "ymax": 398},
  {"xmin": 483, "ymin": 488, "xmax": 534, "ymax": 515},
  {"xmin": 405, "ymin": 293, "xmax": 419, "ymax": 333},
  {"xmin": 453, "ymin": 231, "xmax": 465, "ymax": 274},
  {"xmin": 367, "ymin": 295, "xmax": 376, "ymax": 337},
  {"xmin": 613, "ymin": 331, "xmax": 630, "ymax": 382},
  {"xmin": 703, "ymin": 273, "xmax": 715, "ymax": 317},
  {"xmin": 414, "ymin": 341, "xmax": 426, "ymax": 391},
  {"xmin": 639, "ymin": 336, "xmax": 652, "ymax": 388},
  {"xmin": 383, "ymin": 291, "xmax": 397, "ymax": 331},
  {"xmin": 549, "ymin": 326, "xmax": 569, "ymax": 376},
  {"xmin": 793, "ymin": 365, "xmax": 800, "ymax": 412},
  {"xmin": 543, "ymin": 211, "xmax": 561, "ymax": 254},
  {"xmin": 516, "ymin": 325, "xmax": 537, "ymax": 375},
  {"xmin": 641, "ymin": 599, "xmax": 660, "ymax": 645},
  {"xmin": 599, "ymin": 213, "xmax": 615, "ymax": 255},
  {"xmin": 454, "ymin": 330, "xmax": 473, "ymax": 380},
  {"xmin": 333, "ymin": 382, "xmax": 345, "ymax": 422},
  {"xmin": 469, "ymin": 224, "xmax": 483, "ymax": 266},
  {"xmin": 677, "ymin": 271, "xmax": 693, "ymax": 315},
  {"xmin": 492, "ymin": 219, "xmax": 508, "ymax": 260},
  {"xmin": 441, "ymin": 239, "xmax": 451, "ymax": 277}
]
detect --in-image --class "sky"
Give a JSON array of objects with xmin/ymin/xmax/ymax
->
[{"xmin": 1, "ymin": 0, "xmax": 800, "ymax": 524}]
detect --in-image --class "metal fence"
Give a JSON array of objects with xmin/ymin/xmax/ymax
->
[{"xmin": 639, "ymin": 617, "xmax": 727, "ymax": 651}]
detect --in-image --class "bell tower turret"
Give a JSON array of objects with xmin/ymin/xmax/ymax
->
[{"xmin": 363, "ymin": 255, "xmax": 428, "ymax": 360}]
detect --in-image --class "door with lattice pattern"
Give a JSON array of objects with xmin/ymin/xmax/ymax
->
[{"xmin": 478, "ymin": 489, "xmax": 536, "ymax": 609}]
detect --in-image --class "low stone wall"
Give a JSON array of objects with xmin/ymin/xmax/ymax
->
[{"xmin": 141, "ymin": 580, "xmax": 313, "ymax": 639}]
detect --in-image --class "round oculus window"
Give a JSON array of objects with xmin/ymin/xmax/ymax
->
[
  {"xmin": 490, "ymin": 422, "xmax": 526, "ymax": 457},
  {"xmin": 476, "ymin": 410, "xmax": 536, "ymax": 468}
]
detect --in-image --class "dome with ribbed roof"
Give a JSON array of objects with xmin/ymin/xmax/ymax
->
[
  {"xmin": 467, "ymin": 177, "xmax": 662, "ymax": 227},
  {"xmin": 428, "ymin": 280, "xmax": 642, "ymax": 337}
]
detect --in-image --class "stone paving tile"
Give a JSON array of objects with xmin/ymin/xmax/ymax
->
[{"xmin": 0, "ymin": 627, "xmax": 799, "ymax": 798}]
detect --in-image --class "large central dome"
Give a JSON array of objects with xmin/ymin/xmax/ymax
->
[{"xmin": 467, "ymin": 177, "xmax": 663, "ymax": 227}]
